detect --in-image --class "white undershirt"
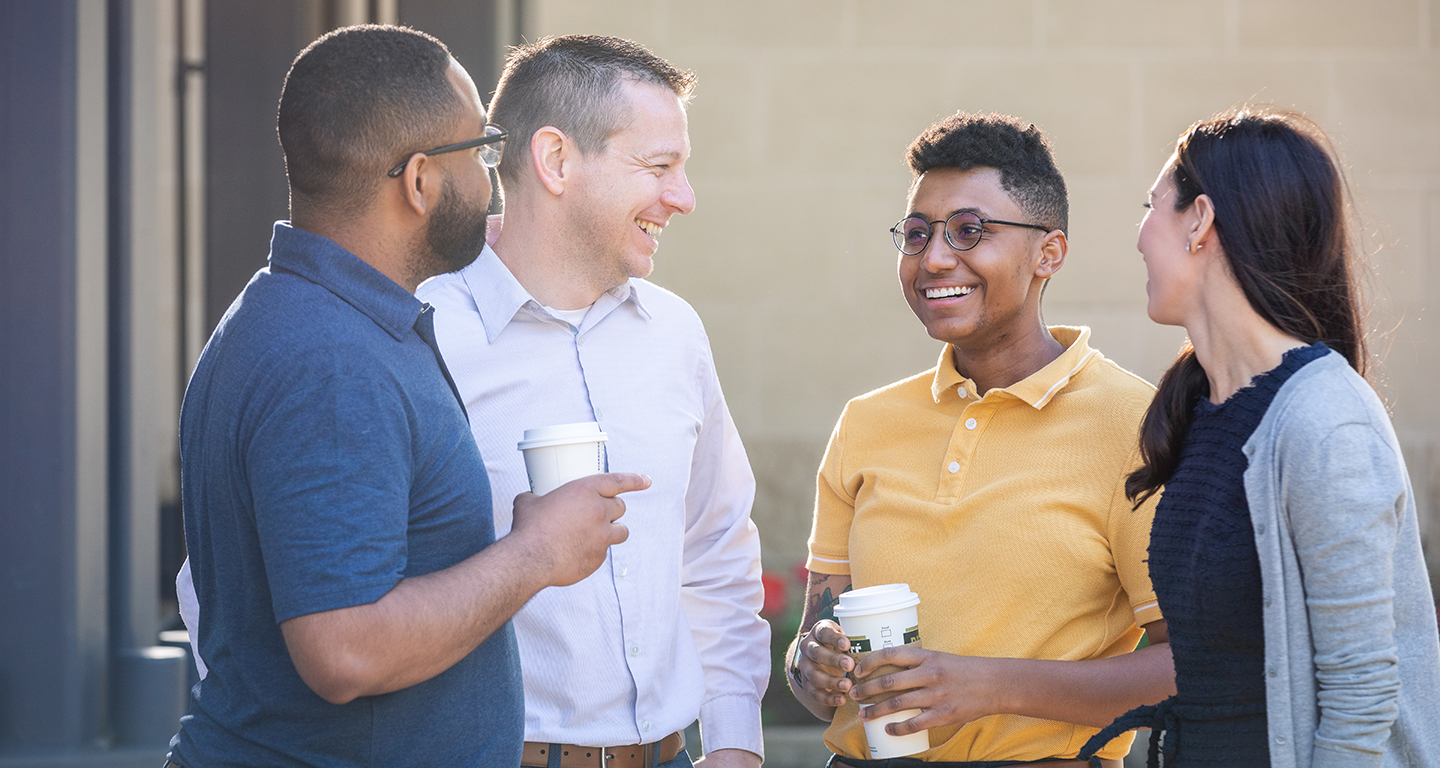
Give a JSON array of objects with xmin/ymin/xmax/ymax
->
[{"xmin": 542, "ymin": 303, "xmax": 591, "ymax": 328}]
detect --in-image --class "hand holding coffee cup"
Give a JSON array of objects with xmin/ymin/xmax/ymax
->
[
  {"xmin": 510, "ymin": 472, "xmax": 648, "ymax": 587},
  {"xmin": 848, "ymin": 643, "xmax": 1018, "ymax": 747},
  {"xmin": 793, "ymin": 619, "xmax": 856, "ymax": 708},
  {"xmin": 833, "ymin": 584, "xmax": 930, "ymax": 759}
]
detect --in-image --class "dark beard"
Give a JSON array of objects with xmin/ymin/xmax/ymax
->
[{"xmin": 422, "ymin": 175, "xmax": 489, "ymax": 277}]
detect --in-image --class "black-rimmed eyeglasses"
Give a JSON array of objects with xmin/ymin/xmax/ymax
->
[
  {"xmin": 890, "ymin": 211, "xmax": 1052, "ymax": 255},
  {"xmin": 386, "ymin": 124, "xmax": 508, "ymax": 178}
]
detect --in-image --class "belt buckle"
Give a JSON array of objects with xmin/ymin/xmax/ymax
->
[{"xmin": 599, "ymin": 739, "xmax": 655, "ymax": 768}]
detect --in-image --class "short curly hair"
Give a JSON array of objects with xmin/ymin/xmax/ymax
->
[
  {"xmin": 278, "ymin": 25, "xmax": 464, "ymax": 214},
  {"xmin": 906, "ymin": 112, "xmax": 1068, "ymax": 233}
]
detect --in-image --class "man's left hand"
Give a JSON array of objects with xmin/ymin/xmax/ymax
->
[{"xmin": 692, "ymin": 748, "xmax": 761, "ymax": 768}]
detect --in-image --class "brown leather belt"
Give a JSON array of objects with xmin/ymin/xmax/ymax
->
[{"xmin": 521, "ymin": 731, "xmax": 685, "ymax": 768}]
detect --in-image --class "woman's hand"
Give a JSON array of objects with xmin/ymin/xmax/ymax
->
[{"xmin": 849, "ymin": 646, "xmax": 1004, "ymax": 736}]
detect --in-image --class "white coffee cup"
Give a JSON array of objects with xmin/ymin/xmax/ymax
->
[
  {"xmin": 832, "ymin": 583, "xmax": 929, "ymax": 759},
  {"xmin": 516, "ymin": 422, "xmax": 608, "ymax": 495}
]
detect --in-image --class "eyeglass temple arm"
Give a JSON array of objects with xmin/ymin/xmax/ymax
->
[{"xmin": 386, "ymin": 131, "xmax": 507, "ymax": 178}]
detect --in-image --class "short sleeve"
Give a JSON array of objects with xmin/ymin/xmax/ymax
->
[
  {"xmin": 246, "ymin": 372, "xmax": 413, "ymax": 623},
  {"xmin": 1108, "ymin": 447, "xmax": 1163, "ymax": 628},
  {"xmin": 807, "ymin": 406, "xmax": 854, "ymax": 575}
]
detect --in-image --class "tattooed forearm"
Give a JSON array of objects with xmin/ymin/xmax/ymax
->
[
  {"xmin": 818, "ymin": 587, "xmax": 848, "ymax": 622},
  {"xmin": 798, "ymin": 570, "xmax": 853, "ymax": 636}
]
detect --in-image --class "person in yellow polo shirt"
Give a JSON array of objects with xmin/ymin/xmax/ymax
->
[{"xmin": 786, "ymin": 112, "xmax": 1176, "ymax": 767}]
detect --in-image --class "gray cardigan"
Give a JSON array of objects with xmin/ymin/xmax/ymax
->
[{"xmin": 1243, "ymin": 350, "xmax": 1440, "ymax": 767}]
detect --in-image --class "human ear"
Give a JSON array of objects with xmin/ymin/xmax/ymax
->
[
  {"xmin": 398, "ymin": 153, "xmax": 438, "ymax": 217},
  {"xmin": 1188, "ymin": 194, "xmax": 1217, "ymax": 252},
  {"xmin": 1035, "ymin": 229, "xmax": 1068, "ymax": 278},
  {"xmin": 530, "ymin": 127, "xmax": 570, "ymax": 196}
]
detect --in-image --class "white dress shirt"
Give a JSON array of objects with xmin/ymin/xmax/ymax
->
[{"xmin": 415, "ymin": 246, "xmax": 768, "ymax": 756}]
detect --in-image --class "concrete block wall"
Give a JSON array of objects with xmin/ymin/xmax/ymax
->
[{"xmin": 521, "ymin": 0, "xmax": 1440, "ymax": 591}]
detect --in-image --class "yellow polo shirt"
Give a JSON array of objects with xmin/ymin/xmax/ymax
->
[{"xmin": 808, "ymin": 326, "xmax": 1162, "ymax": 762}]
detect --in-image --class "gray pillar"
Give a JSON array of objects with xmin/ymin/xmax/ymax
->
[
  {"xmin": 0, "ymin": 0, "xmax": 112, "ymax": 755},
  {"xmin": 107, "ymin": 0, "xmax": 191, "ymax": 750},
  {"xmin": 108, "ymin": 0, "xmax": 179, "ymax": 657}
]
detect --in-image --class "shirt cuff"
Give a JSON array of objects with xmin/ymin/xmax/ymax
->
[
  {"xmin": 805, "ymin": 553, "xmax": 850, "ymax": 575},
  {"xmin": 1132, "ymin": 600, "xmax": 1163, "ymax": 629},
  {"xmin": 699, "ymin": 693, "xmax": 764, "ymax": 759}
]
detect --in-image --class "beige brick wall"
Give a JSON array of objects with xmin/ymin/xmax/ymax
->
[{"xmin": 521, "ymin": 0, "xmax": 1440, "ymax": 590}]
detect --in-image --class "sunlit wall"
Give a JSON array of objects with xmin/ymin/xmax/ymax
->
[{"xmin": 519, "ymin": 0, "xmax": 1440, "ymax": 592}]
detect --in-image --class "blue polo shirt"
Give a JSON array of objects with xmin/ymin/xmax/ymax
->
[{"xmin": 169, "ymin": 222, "xmax": 522, "ymax": 767}]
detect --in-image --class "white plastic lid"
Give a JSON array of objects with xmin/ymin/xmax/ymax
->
[
  {"xmin": 516, "ymin": 421, "xmax": 609, "ymax": 451},
  {"xmin": 831, "ymin": 583, "xmax": 920, "ymax": 617}
]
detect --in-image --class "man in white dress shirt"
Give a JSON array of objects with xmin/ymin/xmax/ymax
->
[{"xmin": 415, "ymin": 35, "xmax": 768, "ymax": 768}]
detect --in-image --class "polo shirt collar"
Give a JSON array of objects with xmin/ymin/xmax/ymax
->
[
  {"xmin": 461, "ymin": 244, "xmax": 651, "ymax": 344},
  {"xmin": 931, "ymin": 325, "xmax": 1098, "ymax": 408},
  {"xmin": 267, "ymin": 221, "xmax": 421, "ymax": 341}
]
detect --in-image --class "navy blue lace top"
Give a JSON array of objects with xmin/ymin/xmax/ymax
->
[
  {"xmin": 1080, "ymin": 343, "xmax": 1332, "ymax": 768},
  {"xmin": 1149, "ymin": 343, "xmax": 1330, "ymax": 765}
]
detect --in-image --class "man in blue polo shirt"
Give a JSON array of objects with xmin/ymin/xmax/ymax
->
[{"xmin": 166, "ymin": 26, "xmax": 647, "ymax": 768}]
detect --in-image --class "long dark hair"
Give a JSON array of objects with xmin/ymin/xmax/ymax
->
[{"xmin": 1126, "ymin": 108, "xmax": 1367, "ymax": 505}]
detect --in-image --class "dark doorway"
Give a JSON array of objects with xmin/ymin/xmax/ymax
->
[{"xmin": 202, "ymin": 0, "xmax": 502, "ymax": 335}]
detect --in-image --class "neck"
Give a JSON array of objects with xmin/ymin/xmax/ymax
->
[
  {"xmin": 950, "ymin": 321, "xmax": 1065, "ymax": 395},
  {"xmin": 292, "ymin": 206, "xmax": 419, "ymax": 292},
  {"xmin": 493, "ymin": 196, "xmax": 607, "ymax": 310},
  {"xmin": 1184, "ymin": 271, "xmax": 1306, "ymax": 403}
]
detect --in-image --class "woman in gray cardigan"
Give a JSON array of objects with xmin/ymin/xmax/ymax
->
[{"xmin": 1082, "ymin": 109, "xmax": 1440, "ymax": 767}]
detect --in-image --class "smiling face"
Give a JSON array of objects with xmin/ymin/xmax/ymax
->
[
  {"xmin": 899, "ymin": 167, "xmax": 1055, "ymax": 351},
  {"xmin": 568, "ymin": 78, "xmax": 696, "ymax": 291},
  {"xmin": 1137, "ymin": 161, "xmax": 1199, "ymax": 327}
]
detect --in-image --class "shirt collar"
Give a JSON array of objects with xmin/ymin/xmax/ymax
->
[
  {"xmin": 606, "ymin": 280, "xmax": 652, "ymax": 320},
  {"xmin": 267, "ymin": 221, "xmax": 422, "ymax": 341},
  {"xmin": 460, "ymin": 244, "xmax": 651, "ymax": 344},
  {"xmin": 930, "ymin": 325, "xmax": 1098, "ymax": 408}
]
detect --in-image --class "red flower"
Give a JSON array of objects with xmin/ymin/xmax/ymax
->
[{"xmin": 761, "ymin": 571, "xmax": 788, "ymax": 616}]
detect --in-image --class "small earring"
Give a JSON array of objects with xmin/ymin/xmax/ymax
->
[
  {"xmin": 1185, "ymin": 242, "xmax": 1191, "ymax": 252},
  {"xmin": 1196, "ymin": 243, "xmax": 1203, "ymax": 250}
]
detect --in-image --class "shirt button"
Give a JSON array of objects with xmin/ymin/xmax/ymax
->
[
  {"xmin": 947, "ymin": 462, "xmax": 960, "ymax": 474},
  {"xmin": 965, "ymin": 418, "xmax": 977, "ymax": 430},
  {"xmin": 630, "ymin": 644, "xmax": 640, "ymax": 656},
  {"xmin": 577, "ymin": 336, "xmax": 586, "ymax": 346},
  {"xmin": 1275, "ymin": 736, "xmax": 1286, "ymax": 746},
  {"xmin": 619, "ymin": 566, "xmax": 629, "ymax": 577},
  {"xmin": 595, "ymin": 408, "xmax": 604, "ymax": 420},
  {"xmin": 642, "ymin": 721, "xmax": 651, "ymax": 732},
  {"xmin": 1257, "ymin": 523, "xmax": 1267, "ymax": 535},
  {"xmin": 1263, "ymin": 597, "xmax": 1272, "ymax": 607},
  {"xmin": 957, "ymin": 389, "xmax": 967, "ymax": 398},
  {"xmin": 1267, "ymin": 666, "xmax": 1277, "ymax": 678}
]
